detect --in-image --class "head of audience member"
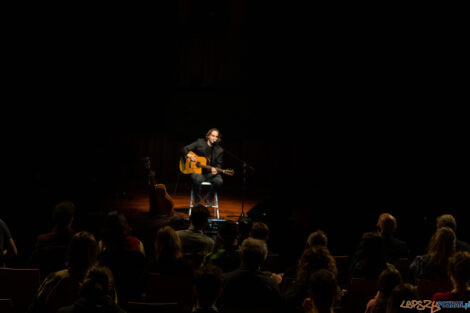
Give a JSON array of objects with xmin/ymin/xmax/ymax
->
[
  {"xmin": 427, "ymin": 226, "xmax": 456, "ymax": 267},
  {"xmin": 53, "ymin": 201, "xmax": 76, "ymax": 230},
  {"xmin": 297, "ymin": 246, "xmax": 338, "ymax": 282},
  {"xmin": 352, "ymin": 232, "xmax": 387, "ymax": 280},
  {"xmin": 436, "ymin": 214, "xmax": 457, "ymax": 233},
  {"xmin": 377, "ymin": 213, "xmax": 398, "ymax": 237},
  {"xmin": 218, "ymin": 220, "xmax": 239, "ymax": 248},
  {"xmin": 378, "ymin": 267, "xmax": 403, "ymax": 298},
  {"xmin": 386, "ymin": 284, "xmax": 418, "ymax": 313},
  {"xmin": 448, "ymin": 251, "xmax": 470, "ymax": 292},
  {"xmin": 374, "ymin": 267, "xmax": 403, "ymax": 313},
  {"xmin": 240, "ymin": 238, "xmax": 268, "ymax": 270},
  {"xmin": 306, "ymin": 269, "xmax": 337, "ymax": 313},
  {"xmin": 189, "ymin": 205, "xmax": 210, "ymax": 231},
  {"xmin": 154, "ymin": 226, "xmax": 183, "ymax": 262},
  {"xmin": 79, "ymin": 265, "xmax": 116, "ymax": 305},
  {"xmin": 305, "ymin": 230, "xmax": 328, "ymax": 249},
  {"xmin": 66, "ymin": 231, "xmax": 98, "ymax": 274},
  {"xmin": 194, "ymin": 264, "xmax": 224, "ymax": 309},
  {"xmin": 101, "ymin": 211, "xmax": 131, "ymax": 250},
  {"xmin": 361, "ymin": 232, "xmax": 386, "ymax": 262},
  {"xmin": 248, "ymin": 222, "xmax": 270, "ymax": 242}
]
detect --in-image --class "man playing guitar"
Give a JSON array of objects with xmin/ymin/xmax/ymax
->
[{"xmin": 182, "ymin": 128, "xmax": 224, "ymax": 206}]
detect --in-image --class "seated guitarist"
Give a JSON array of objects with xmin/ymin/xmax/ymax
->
[{"xmin": 182, "ymin": 128, "xmax": 224, "ymax": 206}]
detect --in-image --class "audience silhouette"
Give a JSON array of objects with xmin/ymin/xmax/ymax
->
[
  {"xmin": 365, "ymin": 267, "xmax": 403, "ymax": 313},
  {"xmin": 28, "ymin": 231, "xmax": 99, "ymax": 313},
  {"xmin": 30, "ymin": 201, "xmax": 77, "ymax": 278},
  {"xmin": 432, "ymin": 251, "xmax": 470, "ymax": 311},
  {"xmin": 57, "ymin": 265, "xmax": 124, "ymax": 313},
  {"xmin": 2, "ymin": 196, "xmax": 469, "ymax": 313},
  {"xmin": 409, "ymin": 226, "xmax": 455, "ymax": 284},
  {"xmin": 204, "ymin": 220, "xmax": 241, "ymax": 273},
  {"xmin": 176, "ymin": 204, "xmax": 215, "ymax": 256},
  {"xmin": 97, "ymin": 211, "xmax": 146, "ymax": 307},
  {"xmin": 146, "ymin": 225, "xmax": 193, "ymax": 276},
  {"xmin": 0, "ymin": 218, "xmax": 18, "ymax": 267},
  {"xmin": 220, "ymin": 238, "xmax": 283, "ymax": 313},
  {"xmin": 436, "ymin": 214, "xmax": 470, "ymax": 252}
]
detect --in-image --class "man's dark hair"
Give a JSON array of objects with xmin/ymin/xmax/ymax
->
[
  {"xmin": 190, "ymin": 205, "xmax": 210, "ymax": 229},
  {"xmin": 101, "ymin": 211, "xmax": 132, "ymax": 249},
  {"xmin": 249, "ymin": 222, "xmax": 270, "ymax": 242},
  {"xmin": 194, "ymin": 264, "xmax": 224, "ymax": 307},
  {"xmin": 361, "ymin": 231, "xmax": 385, "ymax": 260},
  {"xmin": 386, "ymin": 284, "xmax": 417, "ymax": 313},
  {"xmin": 219, "ymin": 220, "xmax": 239, "ymax": 247},
  {"xmin": 67, "ymin": 231, "xmax": 97, "ymax": 272},
  {"xmin": 307, "ymin": 269, "xmax": 337, "ymax": 312},
  {"xmin": 80, "ymin": 265, "xmax": 114, "ymax": 303},
  {"xmin": 378, "ymin": 267, "xmax": 403, "ymax": 298},
  {"xmin": 306, "ymin": 230, "xmax": 328, "ymax": 248},
  {"xmin": 53, "ymin": 201, "xmax": 76, "ymax": 227}
]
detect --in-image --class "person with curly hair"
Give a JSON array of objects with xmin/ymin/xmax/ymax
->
[
  {"xmin": 284, "ymin": 246, "xmax": 338, "ymax": 311},
  {"xmin": 409, "ymin": 226, "xmax": 456, "ymax": 284},
  {"xmin": 432, "ymin": 251, "xmax": 470, "ymax": 310}
]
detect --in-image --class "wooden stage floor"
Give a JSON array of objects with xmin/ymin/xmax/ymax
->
[{"xmin": 106, "ymin": 190, "xmax": 261, "ymax": 221}]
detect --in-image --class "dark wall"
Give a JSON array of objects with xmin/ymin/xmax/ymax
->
[{"xmin": 3, "ymin": 4, "xmax": 469, "ymax": 262}]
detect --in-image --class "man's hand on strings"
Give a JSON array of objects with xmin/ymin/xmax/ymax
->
[{"xmin": 187, "ymin": 154, "xmax": 197, "ymax": 162}]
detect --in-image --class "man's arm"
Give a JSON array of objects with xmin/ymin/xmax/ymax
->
[
  {"xmin": 0, "ymin": 219, "xmax": 17, "ymax": 256},
  {"xmin": 7, "ymin": 237, "xmax": 18, "ymax": 256},
  {"xmin": 182, "ymin": 140, "xmax": 200, "ymax": 159}
]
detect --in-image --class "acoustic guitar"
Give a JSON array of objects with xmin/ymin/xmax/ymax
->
[
  {"xmin": 179, "ymin": 151, "xmax": 235, "ymax": 176},
  {"xmin": 144, "ymin": 157, "xmax": 174, "ymax": 215}
]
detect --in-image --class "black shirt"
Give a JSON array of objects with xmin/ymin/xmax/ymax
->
[{"xmin": 182, "ymin": 138, "xmax": 224, "ymax": 169}]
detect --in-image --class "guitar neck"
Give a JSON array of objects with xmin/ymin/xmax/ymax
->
[{"xmin": 200, "ymin": 164, "xmax": 224, "ymax": 173}]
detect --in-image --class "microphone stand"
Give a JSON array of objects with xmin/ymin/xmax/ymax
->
[{"xmin": 223, "ymin": 148, "xmax": 255, "ymax": 222}]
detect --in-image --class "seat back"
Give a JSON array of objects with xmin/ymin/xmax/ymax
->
[
  {"xmin": 261, "ymin": 253, "xmax": 281, "ymax": 273},
  {"xmin": 334, "ymin": 255, "xmax": 350, "ymax": 287},
  {"xmin": 0, "ymin": 268, "xmax": 41, "ymax": 311},
  {"xmin": 30, "ymin": 245, "xmax": 68, "ymax": 279},
  {"xmin": 417, "ymin": 279, "xmax": 452, "ymax": 300},
  {"xmin": 183, "ymin": 253, "xmax": 204, "ymax": 269},
  {"xmin": 127, "ymin": 301, "xmax": 181, "ymax": 313},
  {"xmin": 99, "ymin": 249, "xmax": 146, "ymax": 304},
  {"xmin": 393, "ymin": 258, "xmax": 409, "ymax": 282},
  {"xmin": 344, "ymin": 278, "xmax": 377, "ymax": 313},
  {"xmin": 145, "ymin": 273, "xmax": 193, "ymax": 311},
  {"xmin": 280, "ymin": 276, "xmax": 296, "ymax": 294},
  {"xmin": 0, "ymin": 299, "xmax": 13, "ymax": 313}
]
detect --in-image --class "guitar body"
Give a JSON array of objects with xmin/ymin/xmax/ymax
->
[
  {"xmin": 179, "ymin": 151, "xmax": 208, "ymax": 174},
  {"xmin": 144, "ymin": 157, "xmax": 175, "ymax": 216},
  {"xmin": 179, "ymin": 151, "xmax": 235, "ymax": 176}
]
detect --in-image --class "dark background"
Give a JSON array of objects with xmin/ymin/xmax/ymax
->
[{"xmin": 2, "ymin": 3, "xmax": 468, "ymax": 264}]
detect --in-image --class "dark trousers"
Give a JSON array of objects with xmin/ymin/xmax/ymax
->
[{"xmin": 191, "ymin": 173, "xmax": 223, "ymax": 205}]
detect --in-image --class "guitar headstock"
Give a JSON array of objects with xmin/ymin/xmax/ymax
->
[{"xmin": 223, "ymin": 169, "xmax": 235, "ymax": 176}]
